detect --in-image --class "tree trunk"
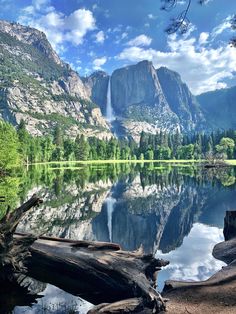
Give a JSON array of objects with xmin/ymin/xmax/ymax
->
[{"xmin": 0, "ymin": 194, "xmax": 42, "ymax": 281}]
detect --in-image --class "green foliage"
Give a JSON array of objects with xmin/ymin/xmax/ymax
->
[
  {"xmin": 75, "ymin": 135, "xmax": 90, "ymax": 161},
  {"xmin": 1, "ymin": 116, "xmax": 236, "ymax": 172},
  {"xmin": 0, "ymin": 120, "xmax": 20, "ymax": 170},
  {"xmin": 215, "ymin": 137, "xmax": 235, "ymax": 160}
]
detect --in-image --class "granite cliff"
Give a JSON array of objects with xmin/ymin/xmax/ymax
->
[
  {"xmin": 0, "ymin": 20, "xmax": 112, "ymax": 139},
  {"xmin": 84, "ymin": 61, "xmax": 206, "ymax": 141}
]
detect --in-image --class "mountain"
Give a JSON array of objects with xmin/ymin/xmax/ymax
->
[
  {"xmin": 0, "ymin": 20, "xmax": 112, "ymax": 139},
  {"xmin": 156, "ymin": 67, "xmax": 205, "ymax": 131},
  {"xmin": 82, "ymin": 71, "xmax": 109, "ymax": 117},
  {"xmin": 85, "ymin": 60, "xmax": 206, "ymax": 141},
  {"xmin": 1, "ymin": 19, "xmax": 235, "ymax": 142},
  {"xmin": 197, "ymin": 86, "xmax": 236, "ymax": 130}
]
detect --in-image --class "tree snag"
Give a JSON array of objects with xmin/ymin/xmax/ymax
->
[{"xmin": 0, "ymin": 194, "xmax": 42, "ymax": 281}]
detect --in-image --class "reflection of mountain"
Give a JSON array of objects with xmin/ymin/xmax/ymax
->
[
  {"xmin": 18, "ymin": 168, "xmax": 236, "ymax": 256},
  {"xmin": 17, "ymin": 180, "xmax": 113, "ymax": 240}
]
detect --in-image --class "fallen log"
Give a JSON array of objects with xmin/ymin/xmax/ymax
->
[
  {"xmin": 19, "ymin": 234, "xmax": 169, "ymax": 313},
  {"xmin": 0, "ymin": 195, "xmax": 169, "ymax": 313}
]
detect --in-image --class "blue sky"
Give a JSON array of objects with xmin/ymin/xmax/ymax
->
[{"xmin": 0, "ymin": 0, "xmax": 236, "ymax": 94}]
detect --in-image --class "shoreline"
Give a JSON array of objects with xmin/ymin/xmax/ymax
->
[{"xmin": 29, "ymin": 159, "xmax": 236, "ymax": 166}]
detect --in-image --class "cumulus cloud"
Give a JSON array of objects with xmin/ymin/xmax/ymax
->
[
  {"xmin": 18, "ymin": 1, "xmax": 96, "ymax": 51},
  {"xmin": 199, "ymin": 32, "xmax": 209, "ymax": 45},
  {"xmin": 95, "ymin": 30, "xmax": 105, "ymax": 44},
  {"xmin": 117, "ymin": 33, "xmax": 236, "ymax": 94},
  {"xmin": 127, "ymin": 34, "xmax": 152, "ymax": 47},
  {"xmin": 93, "ymin": 57, "xmax": 107, "ymax": 70}
]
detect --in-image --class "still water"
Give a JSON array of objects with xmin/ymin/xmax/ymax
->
[{"xmin": 1, "ymin": 162, "xmax": 236, "ymax": 313}]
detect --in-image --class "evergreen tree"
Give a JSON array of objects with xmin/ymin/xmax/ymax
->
[{"xmin": 75, "ymin": 134, "xmax": 90, "ymax": 160}]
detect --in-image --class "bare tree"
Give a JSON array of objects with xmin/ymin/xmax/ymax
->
[{"xmin": 161, "ymin": 0, "xmax": 236, "ymax": 47}]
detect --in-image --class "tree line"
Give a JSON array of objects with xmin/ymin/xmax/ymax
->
[{"xmin": 0, "ymin": 119, "xmax": 236, "ymax": 171}]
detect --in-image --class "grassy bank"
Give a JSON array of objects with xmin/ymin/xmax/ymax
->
[
  {"xmin": 226, "ymin": 160, "xmax": 236, "ymax": 165},
  {"xmin": 29, "ymin": 159, "xmax": 236, "ymax": 166}
]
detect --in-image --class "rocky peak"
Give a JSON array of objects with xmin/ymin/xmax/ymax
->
[
  {"xmin": 156, "ymin": 66, "xmax": 205, "ymax": 131},
  {"xmin": 111, "ymin": 59, "xmax": 167, "ymax": 115},
  {"xmin": 83, "ymin": 71, "xmax": 110, "ymax": 116},
  {"xmin": 0, "ymin": 19, "xmax": 112, "ymax": 139},
  {"xmin": 0, "ymin": 19, "xmax": 62, "ymax": 65}
]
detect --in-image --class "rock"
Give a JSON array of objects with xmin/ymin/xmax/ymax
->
[
  {"xmin": 85, "ymin": 60, "xmax": 206, "ymax": 141},
  {"xmin": 156, "ymin": 67, "xmax": 205, "ymax": 132},
  {"xmin": 82, "ymin": 71, "xmax": 109, "ymax": 116},
  {"xmin": 0, "ymin": 19, "xmax": 112, "ymax": 139},
  {"xmin": 224, "ymin": 211, "xmax": 236, "ymax": 241}
]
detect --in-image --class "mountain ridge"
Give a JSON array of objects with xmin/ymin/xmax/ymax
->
[
  {"xmin": 0, "ymin": 19, "xmax": 235, "ymax": 142},
  {"xmin": 0, "ymin": 19, "xmax": 112, "ymax": 140}
]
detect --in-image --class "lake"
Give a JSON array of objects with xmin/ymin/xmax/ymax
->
[{"xmin": 1, "ymin": 162, "xmax": 236, "ymax": 313}]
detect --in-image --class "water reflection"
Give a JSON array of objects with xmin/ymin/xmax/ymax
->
[
  {"xmin": 1, "ymin": 163, "xmax": 236, "ymax": 312},
  {"xmin": 13, "ymin": 283, "xmax": 93, "ymax": 314},
  {"xmin": 156, "ymin": 223, "xmax": 225, "ymax": 291}
]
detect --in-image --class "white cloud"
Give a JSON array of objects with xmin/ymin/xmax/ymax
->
[
  {"xmin": 127, "ymin": 34, "xmax": 152, "ymax": 47},
  {"xmin": 199, "ymin": 32, "xmax": 209, "ymax": 45},
  {"xmin": 33, "ymin": 0, "xmax": 50, "ymax": 10},
  {"xmin": 117, "ymin": 33, "xmax": 236, "ymax": 94},
  {"xmin": 92, "ymin": 4, "xmax": 98, "ymax": 10},
  {"xmin": 18, "ymin": 2, "xmax": 96, "ymax": 51},
  {"xmin": 93, "ymin": 57, "xmax": 107, "ymax": 70},
  {"xmin": 212, "ymin": 15, "xmax": 233, "ymax": 38},
  {"xmin": 121, "ymin": 32, "xmax": 128, "ymax": 39},
  {"xmin": 95, "ymin": 30, "xmax": 105, "ymax": 44},
  {"xmin": 148, "ymin": 14, "xmax": 157, "ymax": 20}
]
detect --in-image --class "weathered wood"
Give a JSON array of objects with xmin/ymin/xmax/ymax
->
[
  {"xmin": 18, "ymin": 235, "xmax": 169, "ymax": 313},
  {"xmin": 224, "ymin": 210, "xmax": 236, "ymax": 241},
  {"xmin": 0, "ymin": 194, "xmax": 42, "ymax": 281},
  {"xmin": 1, "ymin": 196, "xmax": 169, "ymax": 313}
]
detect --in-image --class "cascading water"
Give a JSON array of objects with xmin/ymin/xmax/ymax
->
[
  {"xmin": 106, "ymin": 197, "xmax": 116, "ymax": 242},
  {"xmin": 106, "ymin": 77, "xmax": 115, "ymax": 121}
]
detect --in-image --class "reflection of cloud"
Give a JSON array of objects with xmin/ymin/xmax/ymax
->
[
  {"xmin": 14, "ymin": 284, "xmax": 93, "ymax": 313},
  {"xmin": 156, "ymin": 223, "xmax": 225, "ymax": 291}
]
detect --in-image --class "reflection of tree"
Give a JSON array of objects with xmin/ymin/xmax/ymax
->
[
  {"xmin": 0, "ymin": 279, "xmax": 39, "ymax": 313},
  {"xmin": 0, "ymin": 176, "xmax": 21, "ymax": 219}
]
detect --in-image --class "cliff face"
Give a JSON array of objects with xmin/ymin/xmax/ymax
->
[
  {"xmin": 0, "ymin": 20, "xmax": 112, "ymax": 139},
  {"xmin": 86, "ymin": 61, "xmax": 206, "ymax": 141},
  {"xmin": 156, "ymin": 67, "xmax": 205, "ymax": 132},
  {"xmin": 82, "ymin": 71, "xmax": 109, "ymax": 117},
  {"xmin": 197, "ymin": 86, "xmax": 236, "ymax": 130},
  {"xmin": 111, "ymin": 60, "xmax": 166, "ymax": 115}
]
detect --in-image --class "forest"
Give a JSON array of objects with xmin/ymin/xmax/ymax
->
[{"xmin": 0, "ymin": 119, "xmax": 236, "ymax": 171}]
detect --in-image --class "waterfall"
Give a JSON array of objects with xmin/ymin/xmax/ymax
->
[
  {"xmin": 106, "ymin": 197, "xmax": 116, "ymax": 242},
  {"xmin": 106, "ymin": 77, "xmax": 115, "ymax": 121}
]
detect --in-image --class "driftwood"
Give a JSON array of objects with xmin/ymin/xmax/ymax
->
[
  {"xmin": 0, "ymin": 194, "xmax": 42, "ymax": 281},
  {"xmin": 20, "ymin": 234, "xmax": 169, "ymax": 313},
  {"xmin": 223, "ymin": 210, "xmax": 236, "ymax": 241},
  {"xmin": 0, "ymin": 195, "xmax": 169, "ymax": 313}
]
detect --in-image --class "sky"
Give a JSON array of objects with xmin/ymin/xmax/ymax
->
[{"xmin": 0, "ymin": 0, "xmax": 236, "ymax": 95}]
